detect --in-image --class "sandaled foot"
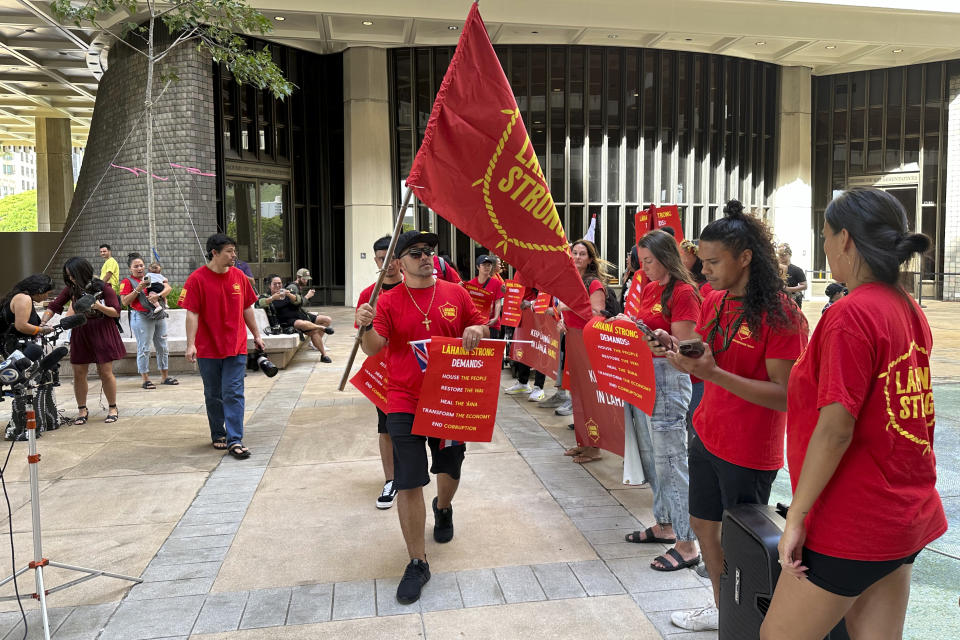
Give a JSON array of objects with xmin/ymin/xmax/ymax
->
[
  {"xmin": 572, "ymin": 454, "xmax": 602, "ymax": 464},
  {"xmin": 212, "ymin": 438, "xmax": 228, "ymax": 450},
  {"xmin": 142, "ymin": 380, "xmax": 156, "ymax": 389},
  {"xmin": 161, "ymin": 377, "xmax": 179, "ymax": 385},
  {"xmin": 650, "ymin": 548, "xmax": 701, "ymax": 572},
  {"xmin": 625, "ymin": 526, "xmax": 677, "ymax": 544},
  {"xmin": 564, "ymin": 447, "xmax": 584, "ymax": 457},
  {"xmin": 73, "ymin": 406, "xmax": 88, "ymax": 425},
  {"xmin": 228, "ymin": 444, "xmax": 251, "ymax": 459},
  {"xmin": 104, "ymin": 405, "xmax": 119, "ymax": 424}
]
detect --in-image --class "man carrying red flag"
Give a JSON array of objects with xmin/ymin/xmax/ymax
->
[
  {"xmin": 405, "ymin": 2, "xmax": 591, "ymax": 323},
  {"xmin": 355, "ymin": 230, "xmax": 488, "ymax": 605}
]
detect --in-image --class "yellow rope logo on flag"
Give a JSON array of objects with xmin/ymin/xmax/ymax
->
[{"xmin": 472, "ymin": 109, "xmax": 568, "ymax": 255}]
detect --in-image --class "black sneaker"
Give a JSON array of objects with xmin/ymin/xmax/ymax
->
[
  {"xmin": 376, "ymin": 480, "xmax": 397, "ymax": 509},
  {"xmin": 320, "ymin": 355, "xmax": 332, "ymax": 363},
  {"xmin": 396, "ymin": 558, "xmax": 430, "ymax": 604},
  {"xmin": 433, "ymin": 496, "xmax": 454, "ymax": 543},
  {"xmin": 324, "ymin": 326, "xmax": 335, "ymax": 335}
]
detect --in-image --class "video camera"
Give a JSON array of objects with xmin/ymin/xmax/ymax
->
[{"xmin": 73, "ymin": 277, "xmax": 106, "ymax": 315}]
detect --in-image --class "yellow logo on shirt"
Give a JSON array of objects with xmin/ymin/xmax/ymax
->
[
  {"xmin": 651, "ymin": 303, "xmax": 662, "ymax": 315},
  {"xmin": 878, "ymin": 342, "xmax": 933, "ymax": 454},
  {"xmin": 178, "ymin": 288, "xmax": 187, "ymax": 304},
  {"xmin": 232, "ymin": 282, "xmax": 241, "ymax": 295},
  {"xmin": 439, "ymin": 302, "xmax": 458, "ymax": 322}
]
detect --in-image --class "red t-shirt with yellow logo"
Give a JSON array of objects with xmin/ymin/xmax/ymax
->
[
  {"xmin": 373, "ymin": 279, "xmax": 486, "ymax": 414},
  {"xmin": 692, "ymin": 289, "xmax": 808, "ymax": 470},
  {"xmin": 786, "ymin": 283, "xmax": 946, "ymax": 560},
  {"xmin": 463, "ymin": 276, "xmax": 505, "ymax": 329},
  {"xmin": 638, "ymin": 279, "xmax": 700, "ymax": 358},
  {"xmin": 179, "ymin": 265, "xmax": 257, "ymax": 359}
]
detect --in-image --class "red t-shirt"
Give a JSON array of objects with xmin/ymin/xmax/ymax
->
[
  {"xmin": 355, "ymin": 280, "xmax": 402, "ymax": 328},
  {"xmin": 118, "ymin": 277, "xmax": 149, "ymax": 313},
  {"xmin": 463, "ymin": 276, "xmax": 504, "ymax": 329},
  {"xmin": 179, "ymin": 265, "xmax": 257, "ymax": 359},
  {"xmin": 562, "ymin": 278, "xmax": 605, "ymax": 330},
  {"xmin": 699, "ymin": 281, "xmax": 715, "ymax": 296},
  {"xmin": 433, "ymin": 256, "xmax": 462, "ymax": 283},
  {"xmin": 373, "ymin": 279, "xmax": 486, "ymax": 414},
  {"xmin": 693, "ymin": 289, "xmax": 808, "ymax": 470},
  {"xmin": 786, "ymin": 283, "xmax": 946, "ymax": 560},
  {"xmin": 638, "ymin": 280, "xmax": 700, "ymax": 358}
]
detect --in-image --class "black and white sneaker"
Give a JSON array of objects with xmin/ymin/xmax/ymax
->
[
  {"xmin": 396, "ymin": 558, "xmax": 430, "ymax": 604},
  {"xmin": 376, "ymin": 480, "xmax": 397, "ymax": 509}
]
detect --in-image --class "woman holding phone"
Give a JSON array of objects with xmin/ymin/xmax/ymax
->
[{"xmin": 621, "ymin": 230, "xmax": 702, "ymax": 572}]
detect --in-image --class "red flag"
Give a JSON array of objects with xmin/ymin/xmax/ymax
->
[{"xmin": 406, "ymin": 3, "xmax": 591, "ymax": 321}]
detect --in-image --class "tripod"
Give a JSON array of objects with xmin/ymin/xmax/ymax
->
[{"xmin": 0, "ymin": 389, "xmax": 141, "ymax": 640}]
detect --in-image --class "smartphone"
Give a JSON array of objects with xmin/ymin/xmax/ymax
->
[
  {"xmin": 678, "ymin": 339, "xmax": 705, "ymax": 358},
  {"xmin": 634, "ymin": 320, "xmax": 672, "ymax": 350}
]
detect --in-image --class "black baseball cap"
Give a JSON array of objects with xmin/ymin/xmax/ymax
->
[
  {"xmin": 394, "ymin": 230, "xmax": 439, "ymax": 258},
  {"xmin": 824, "ymin": 282, "xmax": 846, "ymax": 297},
  {"xmin": 476, "ymin": 254, "xmax": 497, "ymax": 267}
]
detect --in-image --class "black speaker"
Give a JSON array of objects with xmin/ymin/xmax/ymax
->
[{"xmin": 720, "ymin": 503, "xmax": 849, "ymax": 640}]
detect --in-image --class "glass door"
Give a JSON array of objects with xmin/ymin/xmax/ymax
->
[{"xmin": 225, "ymin": 179, "xmax": 291, "ymax": 290}]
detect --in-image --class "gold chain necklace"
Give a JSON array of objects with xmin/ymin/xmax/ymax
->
[{"xmin": 405, "ymin": 281, "xmax": 438, "ymax": 330}]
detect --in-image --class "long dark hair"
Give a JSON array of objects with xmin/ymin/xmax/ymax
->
[
  {"xmin": 0, "ymin": 274, "xmax": 53, "ymax": 312},
  {"xmin": 572, "ymin": 239, "xmax": 613, "ymax": 283},
  {"xmin": 638, "ymin": 230, "xmax": 700, "ymax": 319},
  {"xmin": 62, "ymin": 257, "xmax": 95, "ymax": 300},
  {"xmin": 699, "ymin": 200, "xmax": 798, "ymax": 333},
  {"xmin": 825, "ymin": 188, "xmax": 930, "ymax": 286}
]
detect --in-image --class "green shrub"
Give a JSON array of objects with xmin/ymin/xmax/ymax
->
[
  {"xmin": 167, "ymin": 285, "xmax": 184, "ymax": 309},
  {"xmin": 0, "ymin": 190, "xmax": 38, "ymax": 231}
]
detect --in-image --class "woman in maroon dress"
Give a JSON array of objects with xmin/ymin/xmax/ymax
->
[{"xmin": 42, "ymin": 257, "xmax": 125, "ymax": 423}]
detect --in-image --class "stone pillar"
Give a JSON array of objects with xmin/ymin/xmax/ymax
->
[
  {"xmin": 35, "ymin": 117, "xmax": 74, "ymax": 232},
  {"xmin": 943, "ymin": 74, "xmax": 960, "ymax": 299},
  {"xmin": 343, "ymin": 47, "xmax": 394, "ymax": 307},
  {"xmin": 772, "ymin": 66, "xmax": 813, "ymax": 277}
]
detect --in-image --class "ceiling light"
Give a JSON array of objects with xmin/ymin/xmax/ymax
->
[
  {"xmin": 362, "ymin": 20, "xmax": 374, "ymax": 26},
  {"xmin": 447, "ymin": 25, "xmax": 459, "ymax": 31},
  {"xmin": 607, "ymin": 34, "xmax": 618, "ymax": 39},
  {"xmin": 273, "ymin": 16, "xmax": 285, "ymax": 21},
  {"xmin": 755, "ymin": 41, "xmax": 766, "ymax": 46},
  {"xmin": 552, "ymin": 87, "xmax": 561, "ymax": 92},
  {"xmin": 892, "ymin": 48, "xmax": 904, "ymax": 53},
  {"xmin": 825, "ymin": 44, "xmax": 837, "ymax": 50}
]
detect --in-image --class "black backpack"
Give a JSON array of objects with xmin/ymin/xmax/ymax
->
[{"xmin": 585, "ymin": 277, "xmax": 621, "ymax": 318}]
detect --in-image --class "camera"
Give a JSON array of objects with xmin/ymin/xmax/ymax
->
[
  {"xmin": 250, "ymin": 348, "xmax": 278, "ymax": 377},
  {"xmin": 73, "ymin": 277, "xmax": 106, "ymax": 314}
]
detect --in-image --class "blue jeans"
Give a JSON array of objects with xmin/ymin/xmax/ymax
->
[
  {"xmin": 129, "ymin": 311, "xmax": 168, "ymax": 375},
  {"xmin": 626, "ymin": 358, "xmax": 694, "ymax": 542},
  {"xmin": 197, "ymin": 355, "xmax": 246, "ymax": 446}
]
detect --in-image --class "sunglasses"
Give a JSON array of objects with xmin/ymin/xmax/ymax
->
[{"xmin": 402, "ymin": 248, "xmax": 437, "ymax": 259}]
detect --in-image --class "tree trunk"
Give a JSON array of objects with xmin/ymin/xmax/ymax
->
[{"xmin": 145, "ymin": 12, "xmax": 157, "ymax": 257}]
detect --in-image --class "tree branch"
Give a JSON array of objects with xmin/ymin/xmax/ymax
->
[{"xmin": 91, "ymin": 19, "xmax": 148, "ymax": 58}]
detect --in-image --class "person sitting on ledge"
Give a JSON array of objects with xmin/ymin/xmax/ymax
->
[{"xmin": 257, "ymin": 274, "xmax": 334, "ymax": 363}]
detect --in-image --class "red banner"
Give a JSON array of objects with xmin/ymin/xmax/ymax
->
[
  {"xmin": 349, "ymin": 351, "xmax": 388, "ymax": 412},
  {"xmin": 533, "ymin": 291, "xmax": 552, "ymax": 313},
  {"xmin": 405, "ymin": 4, "xmax": 591, "ymax": 321},
  {"xmin": 412, "ymin": 337, "xmax": 505, "ymax": 442},
  {"xmin": 650, "ymin": 204, "xmax": 684, "ymax": 244},
  {"xmin": 463, "ymin": 281, "xmax": 496, "ymax": 320},
  {"xmin": 623, "ymin": 272, "xmax": 643, "ymax": 319},
  {"xmin": 510, "ymin": 309, "xmax": 561, "ymax": 380},
  {"xmin": 500, "ymin": 280, "xmax": 524, "ymax": 327},
  {"xmin": 563, "ymin": 328, "xmax": 625, "ymax": 457},
  {"xmin": 583, "ymin": 317, "xmax": 656, "ymax": 415}
]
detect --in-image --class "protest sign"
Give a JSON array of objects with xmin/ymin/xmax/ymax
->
[
  {"xmin": 464, "ymin": 281, "xmax": 496, "ymax": 320},
  {"xmin": 349, "ymin": 351, "xmax": 388, "ymax": 412},
  {"xmin": 582, "ymin": 317, "xmax": 656, "ymax": 415},
  {"xmin": 412, "ymin": 337, "xmax": 505, "ymax": 442},
  {"xmin": 500, "ymin": 280, "xmax": 525, "ymax": 327},
  {"xmin": 533, "ymin": 291, "xmax": 552, "ymax": 313},
  {"xmin": 651, "ymin": 204, "xmax": 684, "ymax": 243},
  {"xmin": 510, "ymin": 309, "xmax": 560, "ymax": 380},
  {"xmin": 622, "ymin": 272, "xmax": 643, "ymax": 319},
  {"xmin": 563, "ymin": 328, "xmax": 625, "ymax": 456}
]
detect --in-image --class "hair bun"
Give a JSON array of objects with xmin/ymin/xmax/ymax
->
[
  {"xmin": 723, "ymin": 199, "xmax": 744, "ymax": 218},
  {"xmin": 894, "ymin": 232, "xmax": 931, "ymax": 263}
]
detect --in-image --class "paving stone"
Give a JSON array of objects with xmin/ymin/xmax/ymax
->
[
  {"xmin": 635, "ymin": 586, "xmax": 715, "ymax": 613},
  {"xmin": 331, "ymin": 579, "xmax": 376, "ymax": 621},
  {"xmin": 494, "ymin": 565, "xmax": 546, "ymax": 603},
  {"xmin": 140, "ymin": 560, "xmax": 222, "ymax": 582},
  {"xmin": 0, "ymin": 611, "xmax": 26, "ymax": 639},
  {"xmin": 152, "ymin": 545, "xmax": 229, "ymax": 566},
  {"xmin": 52, "ymin": 603, "xmax": 119, "ymax": 640},
  {"xmin": 238, "ymin": 587, "xmax": 292, "ymax": 629},
  {"xmin": 455, "ymin": 568, "xmax": 505, "ymax": 608},
  {"xmin": 177, "ymin": 511, "xmax": 245, "ymax": 526},
  {"xmin": 663, "ymin": 630, "xmax": 719, "ymax": 639},
  {"xmin": 375, "ymin": 577, "xmax": 421, "ymax": 616},
  {"xmin": 569, "ymin": 559, "xmax": 626, "ymax": 596},
  {"xmin": 564, "ymin": 505, "xmax": 634, "ymax": 519},
  {"xmin": 593, "ymin": 542, "xmax": 666, "ymax": 560},
  {"xmin": 168, "ymin": 522, "xmax": 241, "ymax": 539},
  {"xmin": 555, "ymin": 494, "xmax": 620, "ymax": 508},
  {"xmin": 186, "ymin": 503, "xmax": 248, "ymax": 515},
  {"xmin": 287, "ymin": 583, "xmax": 333, "ymax": 625},
  {"xmin": 127, "ymin": 576, "xmax": 216, "ymax": 600},
  {"xmin": 531, "ymin": 562, "xmax": 587, "ymax": 600},
  {"xmin": 160, "ymin": 534, "xmax": 235, "ymax": 554},
  {"xmin": 191, "ymin": 591, "xmax": 248, "ymax": 634},
  {"xmin": 583, "ymin": 528, "xmax": 642, "ymax": 545},
  {"xmin": 6, "ymin": 607, "xmax": 72, "ymax": 639},
  {"xmin": 606, "ymin": 557, "xmax": 702, "ymax": 592},
  {"xmin": 418, "ymin": 571, "xmax": 463, "ymax": 612},
  {"xmin": 571, "ymin": 515, "xmax": 642, "ymax": 531},
  {"xmin": 100, "ymin": 595, "xmax": 204, "ymax": 640}
]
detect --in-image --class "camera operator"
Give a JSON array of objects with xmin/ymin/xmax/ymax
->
[
  {"xmin": 257, "ymin": 275, "xmax": 334, "ymax": 364},
  {"xmin": 1, "ymin": 274, "xmax": 55, "ymax": 356},
  {"xmin": 42, "ymin": 257, "xmax": 124, "ymax": 425}
]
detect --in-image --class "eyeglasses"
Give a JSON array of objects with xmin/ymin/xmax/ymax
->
[{"xmin": 402, "ymin": 248, "xmax": 436, "ymax": 259}]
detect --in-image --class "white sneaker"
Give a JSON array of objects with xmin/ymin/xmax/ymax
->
[
  {"xmin": 505, "ymin": 382, "xmax": 533, "ymax": 395},
  {"xmin": 554, "ymin": 399, "xmax": 573, "ymax": 416},
  {"xmin": 376, "ymin": 480, "xmax": 398, "ymax": 509},
  {"xmin": 528, "ymin": 387, "xmax": 545, "ymax": 402},
  {"xmin": 670, "ymin": 606, "xmax": 719, "ymax": 631}
]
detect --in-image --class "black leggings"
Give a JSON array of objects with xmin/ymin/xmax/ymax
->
[{"xmin": 515, "ymin": 363, "xmax": 545, "ymax": 387}]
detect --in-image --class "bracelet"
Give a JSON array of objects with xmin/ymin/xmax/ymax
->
[{"xmin": 32, "ymin": 325, "xmax": 41, "ymax": 335}]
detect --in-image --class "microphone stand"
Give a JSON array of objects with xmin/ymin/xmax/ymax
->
[{"xmin": 0, "ymin": 369, "xmax": 141, "ymax": 640}]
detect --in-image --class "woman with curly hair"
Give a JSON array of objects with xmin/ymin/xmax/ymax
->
[
  {"xmin": 644, "ymin": 200, "xmax": 809, "ymax": 632},
  {"xmin": 1, "ymin": 274, "xmax": 55, "ymax": 354}
]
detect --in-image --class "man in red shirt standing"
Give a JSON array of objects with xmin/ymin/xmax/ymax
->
[
  {"xmin": 356, "ymin": 230, "xmax": 488, "ymax": 606},
  {"xmin": 180, "ymin": 233, "xmax": 264, "ymax": 460}
]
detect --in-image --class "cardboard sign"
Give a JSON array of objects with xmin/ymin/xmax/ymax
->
[
  {"xmin": 500, "ymin": 280, "xmax": 525, "ymax": 327},
  {"xmin": 463, "ymin": 281, "xmax": 496, "ymax": 320},
  {"xmin": 563, "ymin": 328, "xmax": 626, "ymax": 457},
  {"xmin": 583, "ymin": 317, "xmax": 656, "ymax": 415},
  {"xmin": 349, "ymin": 351, "xmax": 388, "ymax": 412},
  {"xmin": 412, "ymin": 337, "xmax": 505, "ymax": 442},
  {"xmin": 623, "ymin": 272, "xmax": 643, "ymax": 319},
  {"xmin": 510, "ymin": 309, "xmax": 561, "ymax": 380},
  {"xmin": 533, "ymin": 291, "xmax": 552, "ymax": 313}
]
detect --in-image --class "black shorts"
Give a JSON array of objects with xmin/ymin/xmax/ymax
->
[
  {"xmin": 376, "ymin": 408, "xmax": 387, "ymax": 434},
  {"xmin": 688, "ymin": 433, "xmax": 777, "ymax": 522},
  {"xmin": 385, "ymin": 412, "xmax": 466, "ymax": 490},
  {"xmin": 802, "ymin": 548, "xmax": 920, "ymax": 597}
]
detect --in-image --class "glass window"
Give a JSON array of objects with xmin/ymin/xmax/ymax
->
[
  {"xmin": 588, "ymin": 48, "xmax": 603, "ymax": 128},
  {"xmin": 259, "ymin": 182, "xmax": 288, "ymax": 262},
  {"xmin": 225, "ymin": 181, "xmax": 258, "ymax": 262},
  {"xmin": 834, "ymin": 76, "xmax": 849, "ymax": 110},
  {"xmin": 608, "ymin": 131, "xmax": 620, "ymax": 202},
  {"xmin": 605, "ymin": 206, "xmax": 620, "ymax": 276},
  {"xmin": 569, "ymin": 129, "xmax": 584, "ymax": 202},
  {"xmin": 588, "ymin": 129, "xmax": 602, "ymax": 201}
]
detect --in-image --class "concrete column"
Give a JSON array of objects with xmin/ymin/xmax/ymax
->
[
  {"xmin": 771, "ymin": 66, "xmax": 813, "ymax": 276},
  {"xmin": 343, "ymin": 47, "xmax": 394, "ymax": 307},
  {"xmin": 943, "ymin": 74, "xmax": 960, "ymax": 299},
  {"xmin": 35, "ymin": 117, "xmax": 74, "ymax": 232}
]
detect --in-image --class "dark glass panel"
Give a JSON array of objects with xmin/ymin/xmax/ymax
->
[
  {"xmin": 907, "ymin": 66, "xmax": 922, "ymax": 105},
  {"xmin": 678, "ymin": 53, "xmax": 689, "ymax": 131},
  {"xmin": 849, "ymin": 141, "xmax": 864, "ymax": 174},
  {"xmin": 834, "ymin": 76, "xmax": 848, "ymax": 111},
  {"xmin": 925, "ymin": 63, "xmax": 942, "ymax": 103},
  {"xmin": 832, "ymin": 142, "xmax": 846, "ymax": 182},
  {"xmin": 905, "ymin": 106, "xmax": 922, "ymax": 137},
  {"xmin": 397, "ymin": 128, "xmax": 413, "ymax": 181},
  {"xmin": 814, "ymin": 144, "xmax": 829, "ymax": 208},
  {"xmin": 662, "ymin": 129, "xmax": 675, "ymax": 201},
  {"xmin": 903, "ymin": 136, "xmax": 920, "ymax": 170},
  {"xmin": 922, "ymin": 135, "xmax": 939, "ymax": 204},
  {"xmin": 764, "ymin": 136, "xmax": 775, "ymax": 201},
  {"xmin": 815, "ymin": 111, "xmax": 830, "ymax": 144},
  {"xmin": 395, "ymin": 50, "xmax": 411, "ymax": 125},
  {"xmin": 568, "ymin": 205, "xmax": 584, "ymax": 241},
  {"xmin": 589, "ymin": 128, "xmax": 602, "ymax": 201},
  {"xmin": 569, "ymin": 128, "xmax": 584, "ymax": 202},
  {"xmin": 608, "ymin": 130, "xmax": 620, "ymax": 202},
  {"xmin": 867, "ymin": 139, "xmax": 883, "ymax": 172},
  {"xmin": 511, "ymin": 48, "xmax": 529, "ymax": 114},
  {"xmin": 692, "ymin": 206, "xmax": 702, "ymax": 239},
  {"xmin": 833, "ymin": 110, "xmax": 847, "ymax": 141},
  {"xmin": 693, "ymin": 55, "xmax": 704, "ymax": 131},
  {"xmin": 816, "ymin": 77, "xmax": 830, "ymax": 112},
  {"xmin": 416, "ymin": 49, "xmax": 431, "ymax": 128},
  {"xmin": 605, "ymin": 205, "xmax": 621, "ymax": 276},
  {"xmin": 850, "ymin": 109, "xmax": 865, "ymax": 141},
  {"xmin": 661, "ymin": 52, "xmax": 675, "ymax": 129},
  {"xmin": 884, "ymin": 133, "xmax": 901, "ymax": 172},
  {"xmin": 678, "ymin": 131, "xmax": 689, "ymax": 203},
  {"xmin": 887, "ymin": 68, "xmax": 903, "ymax": 105},
  {"xmin": 606, "ymin": 50, "xmax": 621, "ymax": 128},
  {"xmin": 924, "ymin": 105, "xmax": 940, "ymax": 136},
  {"xmin": 434, "ymin": 49, "xmax": 451, "ymax": 79},
  {"xmin": 869, "ymin": 69, "xmax": 884, "ymax": 106},
  {"xmin": 643, "ymin": 51, "xmax": 656, "ymax": 127},
  {"xmin": 921, "ymin": 205, "xmax": 937, "ymax": 276},
  {"xmin": 643, "ymin": 130, "xmax": 656, "ymax": 200},
  {"xmin": 588, "ymin": 48, "xmax": 603, "ymax": 128},
  {"xmin": 851, "ymin": 74, "xmax": 866, "ymax": 109},
  {"xmin": 868, "ymin": 108, "xmax": 883, "ymax": 138},
  {"xmin": 570, "ymin": 48, "xmax": 585, "ymax": 120},
  {"xmin": 550, "ymin": 48, "xmax": 565, "ymax": 123},
  {"xmin": 550, "ymin": 126, "xmax": 565, "ymax": 201},
  {"xmin": 625, "ymin": 51, "xmax": 640, "ymax": 129},
  {"xmin": 625, "ymin": 128, "xmax": 638, "ymax": 202},
  {"xmin": 531, "ymin": 47, "xmax": 547, "ymax": 128}
]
